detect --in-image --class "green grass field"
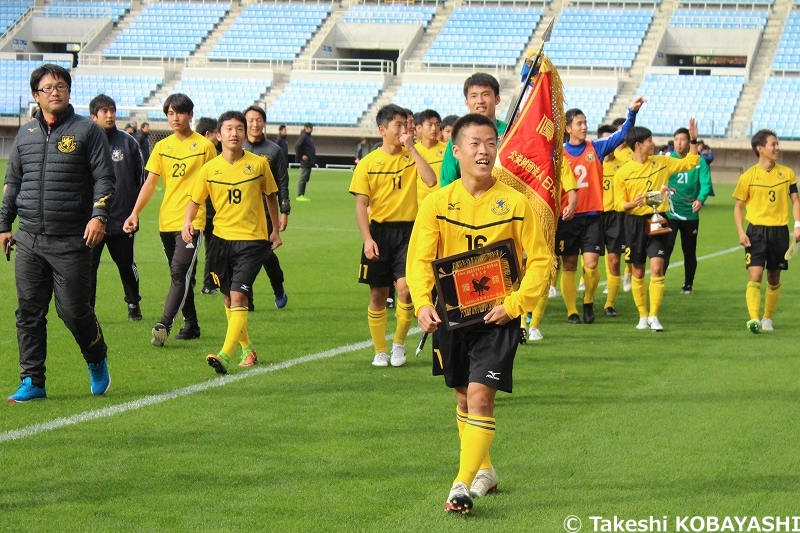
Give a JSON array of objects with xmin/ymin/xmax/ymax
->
[{"xmin": 1, "ymin": 165, "xmax": 799, "ymax": 533}]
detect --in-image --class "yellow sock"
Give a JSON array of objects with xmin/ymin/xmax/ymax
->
[
  {"xmin": 456, "ymin": 408, "xmax": 493, "ymax": 471},
  {"xmin": 604, "ymin": 274, "xmax": 621, "ymax": 309},
  {"xmin": 531, "ymin": 296, "xmax": 548, "ymax": 328},
  {"xmin": 394, "ymin": 301, "xmax": 415, "ymax": 344},
  {"xmin": 583, "ymin": 266, "xmax": 600, "ymax": 304},
  {"xmin": 222, "ymin": 306, "xmax": 248, "ymax": 357},
  {"xmin": 454, "ymin": 415, "xmax": 495, "ymax": 487},
  {"xmin": 746, "ymin": 281, "xmax": 761, "ymax": 320},
  {"xmin": 631, "ymin": 276, "xmax": 648, "ymax": 317},
  {"xmin": 625, "ymin": 263, "xmax": 632, "ymax": 276},
  {"xmin": 649, "ymin": 276, "xmax": 665, "ymax": 317},
  {"xmin": 225, "ymin": 307, "xmax": 231, "ymax": 321},
  {"xmin": 368, "ymin": 307, "xmax": 388, "ymax": 354},
  {"xmin": 604, "ymin": 254, "xmax": 611, "ymax": 279},
  {"xmin": 764, "ymin": 283, "xmax": 780, "ymax": 319},
  {"xmin": 239, "ymin": 322, "xmax": 252, "ymax": 349},
  {"xmin": 561, "ymin": 270, "xmax": 579, "ymax": 316}
]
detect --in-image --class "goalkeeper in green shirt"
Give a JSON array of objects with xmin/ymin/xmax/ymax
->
[{"xmin": 664, "ymin": 127, "xmax": 713, "ymax": 294}]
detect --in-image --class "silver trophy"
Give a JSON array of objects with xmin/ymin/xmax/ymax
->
[{"xmin": 644, "ymin": 190, "xmax": 671, "ymax": 236}]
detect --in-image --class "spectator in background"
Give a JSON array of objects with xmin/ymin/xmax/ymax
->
[
  {"xmin": 136, "ymin": 122, "xmax": 151, "ymax": 170},
  {"xmin": 698, "ymin": 140, "xmax": 714, "ymax": 165},
  {"xmin": 355, "ymin": 138, "xmax": 369, "ymax": 164},
  {"xmin": 295, "ymin": 122, "xmax": 315, "ymax": 202},
  {"xmin": 196, "ymin": 117, "xmax": 221, "ymax": 295},
  {"xmin": 404, "ymin": 108, "xmax": 415, "ymax": 142},
  {"xmin": 441, "ymin": 114, "xmax": 458, "ymax": 143},
  {"xmin": 276, "ymin": 124, "xmax": 289, "ymax": 164},
  {"xmin": 125, "ymin": 123, "xmax": 135, "ymax": 135}
]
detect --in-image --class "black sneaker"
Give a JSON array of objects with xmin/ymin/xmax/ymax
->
[
  {"xmin": 175, "ymin": 323, "xmax": 201, "ymax": 340},
  {"xmin": 567, "ymin": 313, "xmax": 581, "ymax": 324},
  {"xmin": 603, "ymin": 306, "xmax": 618, "ymax": 317},
  {"xmin": 127, "ymin": 303, "xmax": 142, "ymax": 322},
  {"xmin": 518, "ymin": 327, "xmax": 527, "ymax": 345},
  {"xmin": 680, "ymin": 284, "xmax": 693, "ymax": 295},
  {"xmin": 583, "ymin": 303, "xmax": 595, "ymax": 324}
]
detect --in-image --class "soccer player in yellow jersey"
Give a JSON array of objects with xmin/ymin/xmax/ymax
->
[
  {"xmin": 613, "ymin": 120, "xmax": 700, "ymax": 331},
  {"xmin": 414, "ymin": 109, "xmax": 446, "ymax": 206},
  {"xmin": 407, "ymin": 114, "xmax": 550, "ymax": 513},
  {"xmin": 124, "ymin": 94, "xmax": 217, "ymax": 346},
  {"xmin": 733, "ymin": 129, "xmax": 800, "ymax": 333},
  {"xmin": 612, "ymin": 116, "xmax": 634, "ymax": 292},
  {"xmin": 182, "ymin": 111, "xmax": 281, "ymax": 373},
  {"xmin": 598, "ymin": 124, "xmax": 628, "ymax": 317},
  {"xmin": 350, "ymin": 104, "xmax": 437, "ymax": 367}
]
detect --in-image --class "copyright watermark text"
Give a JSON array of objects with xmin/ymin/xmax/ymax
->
[{"xmin": 562, "ymin": 516, "xmax": 800, "ymax": 533}]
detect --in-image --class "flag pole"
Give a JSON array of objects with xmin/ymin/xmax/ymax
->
[{"xmin": 503, "ymin": 19, "xmax": 554, "ymax": 130}]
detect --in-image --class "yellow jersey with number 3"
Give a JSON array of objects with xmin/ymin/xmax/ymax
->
[
  {"xmin": 189, "ymin": 152, "xmax": 278, "ymax": 241},
  {"xmin": 613, "ymin": 153, "xmax": 700, "ymax": 216},
  {"xmin": 146, "ymin": 131, "xmax": 217, "ymax": 232},
  {"xmin": 414, "ymin": 141, "xmax": 446, "ymax": 207},
  {"xmin": 602, "ymin": 154, "xmax": 626, "ymax": 212},
  {"xmin": 733, "ymin": 163, "xmax": 797, "ymax": 227},
  {"xmin": 349, "ymin": 146, "xmax": 419, "ymax": 223}
]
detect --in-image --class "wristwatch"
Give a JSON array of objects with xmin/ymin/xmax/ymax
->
[{"xmin": 93, "ymin": 215, "xmax": 108, "ymax": 224}]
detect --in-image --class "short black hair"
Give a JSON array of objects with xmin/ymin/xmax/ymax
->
[
  {"xmin": 404, "ymin": 109, "xmax": 415, "ymax": 121},
  {"xmin": 442, "ymin": 114, "xmax": 459, "ymax": 128},
  {"xmin": 625, "ymin": 126, "xmax": 652, "ymax": 151},
  {"xmin": 89, "ymin": 94, "xmax": 116, "ymax": 117},
  {"xmin": 278, "ymin": 124, "xmax": 286, "ymax": 132},
  {"xmin": 417, "ymin": 109, "xmax": 441, "ymax": 124},
  {"xmin": 565, "ymin": 108, "xmax": 585, "ymax": 127},
  {"xmin": 243, "ymin": 105, "xmax": 266, "ymax": 121},
  {"xmin": 218, "ymin": 110, "xmax": 247, "ymax": 131},
  {"xmin": 375, "ymin": 104, "xmax": 407, "ymax": 127},
  {"xmin": 751, "ymin": 129, "xmax": 777, "ymax": 157},
  {"xmin": 304, "ymin": 122, "xmax": 313, "ymax": 129},
  {"xmin": 452, "ymin": 113, "xmax": 498, "ymax": 146},
  {"xmin": 141, "ymin": 122, "xmax": 149, "ymax": 128},
  {"xmin": 30, "ymin": 63, "xmax": 71, "ymax": 95},
  {"xmin": 163, "ymin": 93, "xmax": 194, "ymax": 115},
  {"xmin": 597, "ymin": 124, "xmax": 616, "ymax": 137},
  {"xmin": 673, "ymin": 127, "xmax": 690, "ymax": 139},
  {"xmin": 463, "ymin": 73, "xmax": 499, "ymax": 98},
  {"xmin": 611, "ymin": 117, "xmax": 626, "ymax": 129},
  {"xmin": 195, "ymin": 117, "xmax": 217, "ymax": 137}
]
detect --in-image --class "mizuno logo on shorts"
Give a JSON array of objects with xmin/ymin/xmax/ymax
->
[{"xmin": 486, "ymin": 371, "xmax": 500, "ymax": 380}]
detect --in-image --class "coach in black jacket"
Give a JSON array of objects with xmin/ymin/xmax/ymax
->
[
  {"xmin": 0, "ymin": 64, "xmax": 115, "ymax": 402},
  {"xmin": 294, "ymin": 122, "xmax": 315, "ymax": 201},
  {"xmin": 89, "ymin": 94, "xmax": 145, "ymax": 321}
]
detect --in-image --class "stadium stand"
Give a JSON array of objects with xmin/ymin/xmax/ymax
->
[
  {"xmin": 634, "ymin": 73, "xmax": 744, "ymax": 137},
  {"xmin": 751, "ymin": 77, "xmax": 800, "ymax": 139},
  {"xmin": 392, "ymin": 82, "xmax": 465, "ymax": 118},
  {"xmin": 268, "ymin": 79, "xmax": 383, "ymax": 126},
  {"xmin": 167, "ymin": 76, "xmax": 271, "ymax": 119},
  {"xmin": 42, "ymin": 1, "xmax": 130, "ymax": 23},
  {"xmin": 423, "ymin": 7, "xmax": 543, "ymax": 67},
  {"xmin": 103, "ymin": 2, "xmax": 228, "ymax": 58},
  {"xmin": 341, "ymin": 4, "xmax": 436, "ymax": 25},
  {"xmin": 209, "ymin": 3, "xmax": 331, "ymax": 62},
  {"xmin": 548, "ymin": 8, "xmax": 653, "ymax": 69},
  {"xmin": 0, "ymin": 0, "xmax": 33, "ymax": 34},
  {"xmin": 669, "ymin": 9, "xmax": 769, "ymax": 29},
  {"xmin": 0, "ymin": 58, "xmax": 72, "ymax": 116},
  {"xmin": 70, "ymin": 74, "xmax": 162, "ymax": 119},
  {"xmin": 772, "ymin": 10, "xmax": 800, "ymax": 70},
  {"xmin": 564, "ymin": 85, "xmax": 618, "ymax": 129}
]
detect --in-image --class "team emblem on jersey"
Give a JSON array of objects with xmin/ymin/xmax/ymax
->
[
  {"xmin": 585, "ymin": 153, "xmax": 595, "ymax": 163},
  {"xmin": 112, "ymin": 149, "xmax": 124, "ymax": 162},
  {"xmin": 190, "ymin": 142, "xmax": 198, "ymax": 152},
  {"xmin": 437, "ymin": 149, "xmax": 444, "ymax": 157},
  {"xmin": 213, "ymin": 169, "xmax": 222, "ymax": 175},
  {"xmin": 491, "ymin": 198, "xmax": 510, "ymax": 216},
  {"xmin": 243, "ymin": 164, "xmax": 254, "ymax": 175},
  {"xmin": 403, "ymin": 155, "xmax": 411, "ymax": 162},
  {"xmin": 57, "ymin": 135, "xmax": 76, "ymax": 153}
]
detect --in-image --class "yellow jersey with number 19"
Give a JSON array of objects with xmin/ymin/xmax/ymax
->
[
  {"xmin": 189, "ymin": 152, "xmax": 278, "ymax": 241},
  {"xmin": 146, "ymin": 131, "xmax": 217, "ymax": 232},
  {"xmin": 414, "ymin": 140, "xmax": 446, "ymax": 207},
  {"xmin": 733, "ymin": 163, "xmax": 797, "ymax": 227},
  {"xmin": 349, "ymin": 146, "xmax": 419, "ymax": 223}
]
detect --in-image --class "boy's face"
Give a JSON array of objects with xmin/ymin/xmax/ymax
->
[
  {"xmin": 673, "ymin": 133, "xmax": 690, "ymax": 156},
  {"xmin": 419, "ymin": 117, "xmax": 441, "ymax": 143},
  {"xmin": 442, "ymin": 125, "xmax": 453, "ymax": 142},
  {"xmin": 758, "ymin": 136, "xmax": 779, "ymax": 162},
  {"xmin": 452, "ymin": 124, "xmax": 497, "ymax": 180},
  {"xmin": 565, "ymin": 114, "xmax": 588, "ymax": 142},
  {"xmin": 245, "ymin": 110, "xmax": 265, "ymax": 140},
  {"xmin": 218, "ymin": 118, "xmax": 245, "ymax": 151},
  {"xmin": 636, "ymin": 136, "xmax": 655, "ymax": 158},
  {"xmin": 167, "ymin": 106, "xmax": 192, "ymax": 132},
  {"xmin": 379, "ymin": 115, "xmax": 407, "ymax": 146},
  {"xmin": 465, "ymin": 85, "xmax": 500, "ymax": 118},
  {"xmin": 91, "ymin": 106, "xmax": 116, "ymax": 132}
]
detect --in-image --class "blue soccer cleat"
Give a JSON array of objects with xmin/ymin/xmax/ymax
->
[
  {"xmin": 8, "ymin": 377, "xmax": 47, "ymax": 403},
  {"xmin": 275, "ymin": 292, "xmax": 288, "ymax": 309},
  {"xmin": 88, "ymin": 358, "xmax": 111, "ymax": 395}
]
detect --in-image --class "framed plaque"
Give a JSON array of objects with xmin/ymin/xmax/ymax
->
[{"xmin": 432, "ymin": 239, "xmax": 521, "ymax": 330}]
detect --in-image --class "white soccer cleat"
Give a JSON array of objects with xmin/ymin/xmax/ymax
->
[
  {"xmin": 371, "ymin": 352, "xmax": 389, "ymax": 367},
  {"xmin": 470, "ymin": 468, "xmax": 499, "ymax": 498},
  {"xmin": 648, "ymin": 316, "xmax": 664, "ymax": 332},
  {"xmin": 623, "ymin": 273, "xmax": 632, "ymax": 292},
  {"xmin": 603, "ymin": 286, "xmax": 609, "ymax": 294},
  {"xmin": 636, "ymin": 317, "xmax": 650, "ymax": 330},
  {"xmin": 578, "ymin": 279, "xmax": 585, "ymax": 291},
  {"xmin": 761, "ymin": 318, "xmax": 774, "ymax": 331},
  {"xmin": 528, "ymin": 327, "xmax": 544, "ymax": 341},
  {"xmin": 445, "ymin": 482, "xmax": 473, "ymax": 514},
  {"xmin": 390, "ymin": 342, "xmax": 406, "ymax": 367},
  {"xmin": 548, "ymin": 285, "xmax": 558, "ymax": 298}
]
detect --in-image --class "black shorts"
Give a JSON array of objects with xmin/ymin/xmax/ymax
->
[
  {"xmin": 602, "ymin": 211, "xmax": 626, "ymax": 254},
  {"xmin": 556, "ymin": 215, "xmax": 604, "ymax": 257},
  {"xmin": 358, "ymin": 221, "xmax": 413, "ymax": 287},
  {"xmin": 207, "ymin": 238, "xmax": 271, "ymax": 296},
  {"xmin": 745, "ymin": 224, "xmax": 789, "ymax": 271},
  {"xmin": 431, "ymin": 318, "xmax": 521, "ymax": 394},
  {"xmin": 624, "ymin": 214, "xmax": 669, "ymax": 265}
]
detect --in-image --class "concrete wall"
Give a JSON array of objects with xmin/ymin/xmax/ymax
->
[{"xmin": 334, "ymin": 22, "xmax": 422, "ymax": 51}]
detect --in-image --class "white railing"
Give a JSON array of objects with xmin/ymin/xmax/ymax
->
[
  {"xmin": 293, "ymin": 58, "xmax": 394, "ymax": 73},
  {"xmin": 456, "ymin": 0, "xmax": 548, "ymax": 7},
  {"xmin": 340, "ymin": 11, "xmax": 428, "ymax": 23},
  {"xmin": 404, "ymin": 59, "xmax": 511, "ymax": 76},
  {"xmin": 248, "ymin": 0, "xmax": 334, "ymax": 5},
  {"xmin": 186, "ymin": 56, "xmax": 292, "ymax": 70},
  {"xmin": 78, "ymin": 53, "xmax": 187, "ymax": 68},
  {"xmin": 554, "ymin": 63, "xmax": 625, "ymax": 76},
  {"xmin": 353, "ymin": 0, "xmax": 443, "ymax": 7},
  {"xmin": 0, "ymin": 6, "xmax": 36, "ymax": 49},
  {"xmin": 39, "ymin": 6, "xmax": 115, "ymax": 18}
]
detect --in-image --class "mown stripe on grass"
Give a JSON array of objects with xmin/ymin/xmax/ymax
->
[{"xmin": 1, "ymin": 329, "xmax": 421, "ymax": 443}]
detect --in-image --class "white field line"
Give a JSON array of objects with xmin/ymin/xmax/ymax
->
[{"xmin": 0, "ymin": 328, "xmax": 421, "ymax": 443}]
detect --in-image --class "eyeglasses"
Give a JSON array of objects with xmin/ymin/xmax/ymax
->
[{"xmin": 36, "ymin": 84, "xmax": 70, "ymax": 95}]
